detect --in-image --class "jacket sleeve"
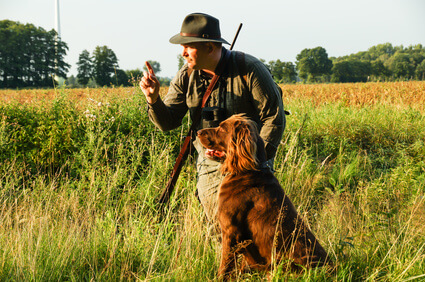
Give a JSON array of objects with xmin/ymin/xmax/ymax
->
[
  {"xmin": 147, "ymin": 67, "xmax": 190, "ymax": 131},
  {"xmin": 248, "ymin": 61, "xmax": 286, "ymax": 160}
]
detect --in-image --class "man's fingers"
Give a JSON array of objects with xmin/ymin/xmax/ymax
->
[
  {"xmin": 145, "ymin": 61, "xmax": 158, "ymax": 82},
  {"xmin": 145, "ymin": 61, "xmax": 154, "ymax": 74},
  {"xmin": 140, "ymin": 71, "xmax": 156, "ymax": 89}
]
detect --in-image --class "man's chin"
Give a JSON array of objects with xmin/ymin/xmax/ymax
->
[{"xmin": 188, "ymin": 63, "xmax": 199, "ymax": 70}]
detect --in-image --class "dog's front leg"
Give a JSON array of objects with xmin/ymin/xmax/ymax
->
[{"xmin": 218, "ymin": 230, "xmax": 239, "ymax": 280}]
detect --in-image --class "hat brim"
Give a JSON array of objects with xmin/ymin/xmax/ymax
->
[{"xmin": 169, "ymin": 33, "xmax": 230, "ymax": 45}]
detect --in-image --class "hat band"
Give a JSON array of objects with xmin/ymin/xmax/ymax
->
[{"xmin": 180, "ymin": 32, "xmax": 220, "ymax": 39}]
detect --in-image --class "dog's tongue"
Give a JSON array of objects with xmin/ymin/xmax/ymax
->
[{"xmin": 205, "ymin": 149, "xmax": 225, "ymax": 158}]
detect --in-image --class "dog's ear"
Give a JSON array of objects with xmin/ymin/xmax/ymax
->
[{"xmin": 222, "ymin": 120, "xmax": 258, "ymax": 174}]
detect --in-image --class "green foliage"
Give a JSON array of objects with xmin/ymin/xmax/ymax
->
[
  {"xmin": 0, "ymin": 20, "xmax": 70, "ymax": 88},
  {"xmin": 177, "ymin": 54, "xmax": 185, "ymax": 70},
  {"xmin": 126, "ymin": 68, "xmax": 144, "ymax": 86},
  {"xmin": 0, "ymin": 86, "xmax": 424, "ymax": 280},
  {"xmin": 296, "ymin": 47, "xmax": 333, "ymax": 83},
  {"xmin": 331, "ymin": 60, "xmax": 372, "ymax": 83},
  {"xmin": 76, "ymin": 49, "xmax": 93, "ymax": 86},
  {"xmin": 332, "ymin": 43, "xmax": 425, "ymax": 82},
  {"xmin": 388, "ymin": 52, "xmax": 416, "ymax": 79},
  {"xmin": 112, "ymin": 69, "xmax": 131, "ymax": 86},
  {"xmin": 92, "ymin": 46, "xmax": 119, "ymax": 86},
  {"xmin": 415, "ymin": 60, "xmax": 425, "ymax": 80},
  {"xmin": 76, "ymin": 46, "xmax": 131, "ymax": 87},
  {"xmin": 64, "ymin": 75, "xmax": 81, "ymax": 88},
  {"xmin": 268, "ymin": 60, "xmax": 297, "ymax": 83},
  {"xmin": 0, "ymin": 89, "xmax": 183, "ymax": 179}
]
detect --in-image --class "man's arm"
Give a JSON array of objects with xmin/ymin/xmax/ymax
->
[
  {"xmin": 249, "ymin": 61, "xmax": 286, "ymax": 160},
  {"xmin": 142, "ymin": 63, "xmax": 190, "ymax": 131}
]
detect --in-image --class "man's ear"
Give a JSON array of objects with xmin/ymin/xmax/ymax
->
[{"xmin": 206, "ymin": 42, "xmax": 215, "ymax": 53}]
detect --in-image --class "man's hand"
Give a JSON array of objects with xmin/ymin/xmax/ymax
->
[{"xmin": 140, "ymin": 61, "xmax": 160, "ymax": 104}]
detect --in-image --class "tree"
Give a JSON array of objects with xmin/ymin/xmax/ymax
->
[
  {"xmin": 65, "ymin": 75, "xmax": 80, "ymax": 88},
  {"xmin": 268, "ymin": 60, "xmax": 297, "ymax": 83},
  {"xmin": 371, "ymin": 60, "xmax": 391, "ymax": 81},
  {"xmin": 268, "ymin": 59, "xmax": 284, "ymax": 82},
  {"xmin": 415, "ymin": 60, "xmax": 425, "ymax": 80},
  {"xmin": 92, "ymin": 45, "xmax": 119, "ymax": 86},
  {"xmin": 0, "ymin": 20, "xmax": 69, "ymax": 88},
  {"xmin": 296, "ymin": 47, "xmax": 332, "ymax": 83},
  {"xmin": 367, "ymin": 43, "xmax": 396, "ymax": 60},
  {"xmin": 76, "ymin": 49, "xmax": 93, "ymax": 86},
  {"xmin": 125, "ymin": 69, "xmax": 144, "ymax": 85},
  {"xmin": 281, "ymin": 62, "xmax": 297, "ymax": 83},
  {"xmin": 111, "ymin": 69, "xmax": 129, "ymax": 86},
  {"xmin": 388, "ymin": 52, "xmax": 415, "ymax": 80},
  {"xmin": 331, "ymin": 59, "xmax": 371, "ymax": 83}
]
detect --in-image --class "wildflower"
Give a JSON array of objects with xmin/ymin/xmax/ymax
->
[{"xmin": 85, "ymin": 113, "xmax": 96, "ymax": 120}]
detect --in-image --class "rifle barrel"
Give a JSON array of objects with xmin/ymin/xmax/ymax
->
[{"xmin": 230, "ymin": 23, "xmax": 243, "ymax": 50}]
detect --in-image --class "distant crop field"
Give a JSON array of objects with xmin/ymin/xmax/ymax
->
[
  {"xmin": 1, "ymin": 81, "xmax": 424, "ymax": 111},
  {"xmin": 0, "ymin": 81, "xmax": 424, "ymax": 281},
  {"xmin": 280, "ymin": 81, "xmax": 425, "ymax": 111}
]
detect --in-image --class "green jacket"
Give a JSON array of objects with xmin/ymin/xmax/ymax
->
[{"xmin": 147, "ymin": 48, "xmax": 285, "ymax": 161}]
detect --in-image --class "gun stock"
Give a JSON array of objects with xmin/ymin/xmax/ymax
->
[{"xmin": 158, "ymin": 134, "xmax": 193, "ymax": 204}]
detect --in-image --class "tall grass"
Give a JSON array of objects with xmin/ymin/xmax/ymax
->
[{"xmin": 0, "ymin": 82, "xmax": 424, "ymax": 281}]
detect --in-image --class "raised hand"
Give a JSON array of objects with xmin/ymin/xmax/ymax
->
[{"xmin": 139, "ymin": 61, "xmax": 160, "ymax": 104}]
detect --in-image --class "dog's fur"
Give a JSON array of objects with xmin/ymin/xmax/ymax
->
[{"xmin": 197, "ymin": 114, "xmax": 330, "ymax": 278}]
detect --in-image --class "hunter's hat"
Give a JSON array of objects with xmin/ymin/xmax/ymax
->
[{"xmin": 169, "ymin": 13, "xmax": 230, "ymax": 45}]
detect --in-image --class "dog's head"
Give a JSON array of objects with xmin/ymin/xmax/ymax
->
[{"xmin": 197, "ymin": 114, "xmax": 259, "ymax": 175}]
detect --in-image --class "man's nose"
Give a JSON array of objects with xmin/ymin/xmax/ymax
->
[{"xmin": 181, "ymin": 47, "xmax": 188, "ymax": 57}]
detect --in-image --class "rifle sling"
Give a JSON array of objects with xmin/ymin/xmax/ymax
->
[
  {"xmin": 190, "ymin": 48, "xmax": 232, "ymax": 132},
  {"xmin": 158, "ymin": 49, "xmax": 231, "ymax": 204}
]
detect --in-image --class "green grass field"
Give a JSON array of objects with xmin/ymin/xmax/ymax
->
[{"xmin": 0, "ymin": 82, "xmax": 424, "ymax": 281}]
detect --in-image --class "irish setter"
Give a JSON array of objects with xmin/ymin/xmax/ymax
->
[{"xmin": 197, "ymin": 114, "xmax": 330, "ymax": 279}]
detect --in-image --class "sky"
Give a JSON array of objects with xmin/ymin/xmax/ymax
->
[{"xmin": 1, "ymin": 0, "xmax": 424, "ymax": 78}]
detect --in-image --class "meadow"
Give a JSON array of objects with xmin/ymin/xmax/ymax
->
[{"xmin": 0, "ymin": 81, "xmax": 424, "ymax": 281}]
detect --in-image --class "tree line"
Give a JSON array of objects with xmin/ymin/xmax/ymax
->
[
  {"xmin": 1, "ymin": 20, "xmax": 425, "ymax": 89},
  {"xmin": 73, "ymin": 47, "xmax": 169, "ymax": 88},
  {"xmin": 266, "ymin": 44, "xmax": 425, "ymax": 84},
  {"xmin": 0, "ymin": 20, "xmax": 69, "ymax": 88}
]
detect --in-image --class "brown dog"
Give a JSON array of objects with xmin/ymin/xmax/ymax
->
[{"xmin": 197, "ymin": 114, "xmax": 330, "ymax": 278}]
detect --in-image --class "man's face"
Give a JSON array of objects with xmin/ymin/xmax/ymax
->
[{"xmin": 181, "ymin": 42, "xmax": 209, "ymax": 70}]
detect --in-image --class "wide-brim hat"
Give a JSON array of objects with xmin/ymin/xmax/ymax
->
[{"xmin": 169, "ymin": 13, "xmax": 230, "ymax": 45}]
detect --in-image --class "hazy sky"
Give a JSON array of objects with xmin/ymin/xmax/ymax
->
[{"xmin": 1, "ymin": 0, "xmax": 424, "ymax": 78}]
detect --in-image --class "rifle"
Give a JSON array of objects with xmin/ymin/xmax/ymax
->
[{"xmin": 158, "ymin": 23, "xmax": 243, "ymax": 205}]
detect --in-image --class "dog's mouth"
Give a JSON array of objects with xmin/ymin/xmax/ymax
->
[{"xmin": 205, "ymin": 148, "xmax": 226, "ymax": 160}]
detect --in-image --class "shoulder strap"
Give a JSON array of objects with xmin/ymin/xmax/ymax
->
[
  {"xmin": 201, "ymin": 49, "xmax": 232, "ymax": 107},
  {"xmin": 190, "ymin": 49, "xmax": 232, "ymax": 134},
  {"xmin": 235, "ymin": 51, "xmax": 248, "ymax": 86}
]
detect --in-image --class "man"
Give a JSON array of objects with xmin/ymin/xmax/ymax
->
[{"xmin": 140, "ymin": 12, "xmax": 286, "ymax": 221}]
